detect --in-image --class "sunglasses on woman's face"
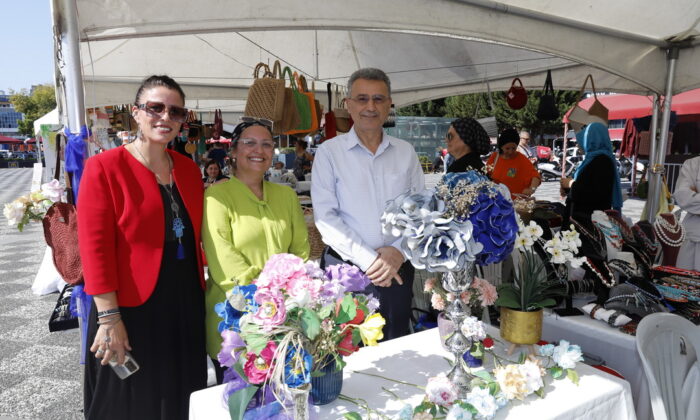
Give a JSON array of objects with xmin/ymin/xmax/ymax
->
[{"xmin": 138, "ymin": 101, "xmax": 188, "ymax": 123}]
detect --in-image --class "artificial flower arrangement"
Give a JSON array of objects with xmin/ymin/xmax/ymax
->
[
  {"xmin": 381, "ymin": 170, "xmax": 518, "ymax": 272},
  {"xmin": 496, "ymin": 218, "xmax": 586, "ymax": 311},
  {"xmin": 215, "ymin": 253, "xmax": 385, "ymax": 419},
  {"xmin": 3, "ymin": 179, "xmax": 64, "ymax": 231},
  {"xmin": 390, "ymin": 320, "xmax": 584, "ymax": 420}
]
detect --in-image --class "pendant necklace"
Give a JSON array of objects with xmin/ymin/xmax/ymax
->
[{"xmin": 133, "ymin": 143, "xmax": 186, "ymax": 260}]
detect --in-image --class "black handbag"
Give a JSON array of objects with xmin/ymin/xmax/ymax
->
[
  {"xmin": 48, "ymin": 284, "xmax": 79, "ymax": 332},
  {"xmin": 536, "ymin": 70, "xmax": 559, "ymax": 121}
]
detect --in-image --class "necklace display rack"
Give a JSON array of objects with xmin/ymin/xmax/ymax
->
[{"xmin": 653, "ymin": 213, "xmax": 685, "ymax": 267}]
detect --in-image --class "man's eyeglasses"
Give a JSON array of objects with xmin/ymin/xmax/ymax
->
[
  {"xmin": 347, "ymin": 94, "xmax": 390, "ymax": 105},
  {"xmin": 137, "ymin": 101, "xmax": 188, "ymax": 123},
  {"xmin": 238, "ymin": 138, "xmax": 276, "ymax": 150}
]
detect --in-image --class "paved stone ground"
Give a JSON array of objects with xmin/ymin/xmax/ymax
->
[
  {"xmin": 0, "ymin": 170, "xmax": 647, "ymax": 420},
  {"xmin": 0, "ymin": 169, "xmax": 82, "ymax": 420}
]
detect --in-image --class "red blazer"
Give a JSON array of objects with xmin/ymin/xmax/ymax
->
[{"xmin": 78, "ymin": 147, "xmax": 205, "ymax": 306}]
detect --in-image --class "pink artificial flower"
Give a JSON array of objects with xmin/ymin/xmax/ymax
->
[
  {"xmin": 260, "ymin": 253, "xmax": 306, "ymax": 289},
  {"xmin": 431, "ymin": 293, "xmax": 446, "ymax": 311},
  {"xmin": 252, "ymin": 289, "xmax": 287, "ymax": 331},
  {"xmin": 286, "ymin": 274, "xmax": 322, "ymax": 303},
  {"xmin": 460, "ymin": 291, "xmax": 471, "ymax": 304},
  {"xmin": 425, "ymin": 373, "xmax": 458, "ymax": 406},
  {"xmin": 424, "ymin": 277, "xmax": 436, "ymax": 292},
  {"xmin": 243, "ymin": 341, "xmax": 277, "ymax": 384},
  {"xmin": 478, "ymin": 280, "xmax": 498, "ymax": 307}
]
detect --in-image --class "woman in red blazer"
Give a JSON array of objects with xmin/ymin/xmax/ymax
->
[{"xmin": 78, "ymin": 75, "xmax": 206, "ymax": 420}]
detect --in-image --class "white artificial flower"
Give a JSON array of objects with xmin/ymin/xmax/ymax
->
[
  {"xmin": 544, "ymin": 236, "xmax": 561, "ymax": 250},
  {"xmin": 425, "ymin": 373, "xmax": 458, "ymax": 406},
  {"xmin": 549, "ymin": 247, "xmax": 566, "ymax": 264},
  {"xmin": 514, "ymin": 235, "xmax": 528, "ymax": 250},
  {"xmin": 446, "ymin": 404, "xmax": 474, "ymax": 420},
  {"xmin": 552, "ymin": 340, "xmax": 583, "ymax": 369},
  {"xmin": 40, "ymin": 179, "xmax": 64, "ymax": 202},
  {"xmin": 525, "ymin": 221, "xmax": 543, "ymax": 239},
  {"xmin": 519, "ymin": 360, "xmax": 544, "ymax": 394},
  {"xmin": 460, "ymin": 316, "xmax": 486, "ymax": 341},
  {"xmin": 3, "ymin": 200, "xmax": 26, "ymax": 226},
  {"xmin": 569, "ymin": 257, "xmax": 586, "ymax": 268},
  {"xmin": 465, "ymin": 387, "xmax": 499, "ymax": 419}
]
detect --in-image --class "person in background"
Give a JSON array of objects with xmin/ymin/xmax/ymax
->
[
  {"xmin": 487, "ymin": 128, "xmax": 541, "ymax": 196},
  {"xmin": 312, "ymin": 67, "xmax": 425, "ymax": 340},
  {"xmin": 273, "ymin": 160, "xmax": 298, "ymax": 188},
  {"xmin": 293, "ymin": 139, "xmax": 314, "ymax": 181},
  {"xmin": 202, "ymin": 159, "xmax": 229, "ymax": 188},
  {"xmin": 560, "ymin": 122, "xmax": 622, "ymax": 222},
  {"xmin": 78, "ymin": 75, "xmax": 206, "ymax": 420},
  {"xmin": 445, "ymin": 117, "xmax": 491, "ymax": 173},
  {"xmin": 202, "ymin": 120, "xmax": 309, "ymax": 373},
  {"xmin": 674, "ymin": 156, "xmax": 700, "ymax": 270},
  {"xmin": 207, "ymin": 142, "xmax": 227, "ymax": 170},
  {"xmin": 517, "ymin": 130, "xmax": 537, "ymax": 164}
]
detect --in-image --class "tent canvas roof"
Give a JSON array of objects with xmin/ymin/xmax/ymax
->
[{"xmin": 59, "ymin": 0, "xmax": 700, "ymax": 111}]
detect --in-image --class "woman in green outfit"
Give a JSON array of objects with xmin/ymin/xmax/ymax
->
[{"xmin": 202, "ymin": 120, "xmax": 310, "ymax": 373}]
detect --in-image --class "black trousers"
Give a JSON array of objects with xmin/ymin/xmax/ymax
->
[{"xmin": 321, "ymin": 247, "xmax": 414, "ymax": 340}]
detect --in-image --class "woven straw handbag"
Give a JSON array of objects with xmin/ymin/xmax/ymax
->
[
  {"xmin": 42, "ymin": 202, "xmax": 83, "ymax": 286},
  {"xmin": 244, "ymin": 62, "xmax": 286, "ymax": 122},
  {"xmin": 283, "ymin": 66, "xmax": 313, "ymax": 135},
  {"xmin": 568, "ymin": 74, "xmax": 609, "ymax": 132}
]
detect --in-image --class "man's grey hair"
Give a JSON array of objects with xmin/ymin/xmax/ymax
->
[{"xmin": 347, "ymin": 68, "xmax": 391, "ymax": 96}]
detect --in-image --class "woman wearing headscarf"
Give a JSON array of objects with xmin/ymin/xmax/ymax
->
[
  {"xmin": 445, "ymin": 117, "xmax": 492, "ymax": 173},
  {"xmin": 486, "ymin": 128, "xmax": 541, "ymax": 196},
  {"xmin": 561, "ymin": 122, "xmax": 623, "ymax": 222},
  {"xmin": 202, "ymin": 120, "xmax": 310, "ymax": 373}
]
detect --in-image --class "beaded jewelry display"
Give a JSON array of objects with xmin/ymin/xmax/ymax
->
[
  {"xmin": 604, "ymin": 210, "xmax": 635, "ymax": 244},
  {"xmin": 592, "ymin": 212, "xmax": 624, "ymax": 250},
  {"xmin": 584, "ymin": 257, "xmax": 615, "ymax": 288},
  {"xmin": 571, "ymin": 218, "xmax": 606, "ymax": 258},
  {"xmin": 653, "ymin": 213, "xmax": 685, "ymax": 248},
  {"xmin": 633, "ymin": 224, "xmax": 661, "ymax": 258}
]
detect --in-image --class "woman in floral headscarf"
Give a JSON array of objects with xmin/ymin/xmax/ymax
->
[
  {"xmin": 561, "ymin": 122, "xmax": 622, "ymax": 222},
  {"xmin": 445, "ymin": 117, "xmax": 492, "ymax": 173}
]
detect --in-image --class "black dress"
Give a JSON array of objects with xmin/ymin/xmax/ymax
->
[
  {"xmin": 565, "ymin": 155, "xmax": 615, "ymax": 224},
  {"xmin": 84, "ymin": 184, "xmax": 206, "ymax": 420},
  {"xmin": 447, "ymin": 152, "xmax": 485, "ymax": 173}
]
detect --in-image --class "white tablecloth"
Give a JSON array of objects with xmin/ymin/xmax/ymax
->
[
  {"xmin": 190, "ymin": 326, "xmax": 636, "ymax": 420},
  {"xmin": 542, "ymin": 309, "xmax": 651, "ymax": 420}
]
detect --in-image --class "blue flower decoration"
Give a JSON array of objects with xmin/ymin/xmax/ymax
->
[
  {"xmin": 442, "ymin": 171, "xmax": 489, "ymax": 188},
  {"xmin": 215, "ymin": 284, "xmax": 258, "ymax": 333},
  {"xmin": 469, "ymin": 190, "xmax": 518, "ymax": 265},
  {"xmin": 284, "ymin": 347, "xmax": 312, "ymax": 388}
]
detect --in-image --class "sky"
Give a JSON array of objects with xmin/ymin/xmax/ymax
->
[{"xmin": 1, "ymin": 1, "xmax": 54, "ymax": 93}]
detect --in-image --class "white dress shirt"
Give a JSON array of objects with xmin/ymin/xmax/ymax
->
[{"xmin": 311, "ymin": 127, "xmax": 425, "ymax": 271}]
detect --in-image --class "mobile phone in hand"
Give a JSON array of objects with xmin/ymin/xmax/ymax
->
[{"xmin": 108, "ymin": 351, "xmax": 140, "ymax": 380}]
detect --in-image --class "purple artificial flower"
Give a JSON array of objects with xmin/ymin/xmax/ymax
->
[
  {"xmin": 218, "ymin": 329, "xmax": 245, "ymax": 368},
  {"xmin": 319, "ymin": 278, "xmax": 346, "ymax": 304},
  {"xmin": 325, "ymin": 264, "xmax": 371, "ymax": 292},
  {"xmin": 304, "ymin": 261, "xmax": 325, "ymax": 278}
]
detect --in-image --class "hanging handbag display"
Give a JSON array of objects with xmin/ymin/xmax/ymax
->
[
  {"xmin": 323, "ymin": 83, "xmax": 337, "ymax": 139},
  {"xmin": 276, "ymin": 64, "xmax": 301, "ymax": 134},
  {"xmin": 536, "ymin": 70, "xmax": 559, "ymax": 121},
  {"xmin": 506, "ymin": 77, "xmax": 528, "ymax": 110},
  {"xmin": 334, "ymin": 86, "xmax": 353, "ymax": 133},
  {"xmin": 297, "ymin": 74, "xmax": 319, "ymax": 133},
  {"xmin": 48, "ymin": 283, "xmax": 79, "ymax": 332},
  {"xmin": 243, "ymin": 62, "xmax": 286, "ymax": 123},
  {"xmin": 43, "ymin": 202, "xmax": 83, "ymax": 286},
  {"xmin": 283, "ymin": 66, "xmax": 313, "ymax": 135},
  {"xmin": 212, "ymin": 109, "xmax": 223, "ymax": 140},
  {"xmin": 568, "ymin": 74, "xmax": 609, "ymax": 132}
]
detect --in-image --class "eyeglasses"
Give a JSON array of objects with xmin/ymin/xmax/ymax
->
[
  {"xmin": 520, "ymin": 137, "xmax": 530, "ymax": 141},
  {"xmin": 137, "ymin": 101, "xmax": 188, "ymax": 123},
  {"xmin": 238, "ymin": 138, "xmax": 276, "ymax": 150},
  {"xmin": 446, "ymin": 132, "xmax": 454, "ymax": 141},
  {"xmin": 347, "ymin": 94, "xmax": 390, "ymax": 105},
  {"xmin": 241, "ymin": 116, "xmax": 274, "ymax": 129}
]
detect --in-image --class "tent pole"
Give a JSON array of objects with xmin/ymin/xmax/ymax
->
[
  {"xmin": 646, "ymin": 47, "xmax": 679, "ymax": 222},
  {"xmin": 55, "ymin": 0, "xmax": 86, "ymax": 133},
  {"xmin": 644, "ymin": 94, "xmax": 660, "ymax": 221}
]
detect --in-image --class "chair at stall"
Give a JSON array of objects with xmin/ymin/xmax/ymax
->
[{"xmin": 636, "ymin": 313, "xmax": 700, "ymax": 420}]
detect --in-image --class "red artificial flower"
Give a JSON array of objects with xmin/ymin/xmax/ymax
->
[
  {"xmin": 337, "ymin": 329, "xmax": 360, "ymax": 356},
  {"xmin": 483, "ymin": 337, "xmax": 495, "ymax": 350},
  {"xmin": 348, "ymin": 308, "xmax": 365, "ymax": 325}
]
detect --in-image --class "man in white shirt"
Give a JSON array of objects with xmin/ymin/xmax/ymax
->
[
  {"xmin": 517, "ymin": 130, "xmax": 537, "ymax": 164},
  {"xmin": 312, "ymin": 68, "xmax": 425, "ymax": 339}
]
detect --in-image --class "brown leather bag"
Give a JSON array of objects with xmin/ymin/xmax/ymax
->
[{"xmin": 43, "ymin": 202, "xmax": 83, "ymax": 286}]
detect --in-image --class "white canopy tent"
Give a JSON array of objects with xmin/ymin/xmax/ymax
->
[{"xmin": 51, "ymin": 0, "xmax": 700, "ymax": 219}]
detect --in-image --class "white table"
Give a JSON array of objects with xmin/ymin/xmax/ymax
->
[
  {"xmin": 190, "ymin": 326, "xmax": 636, "ymax": 420},
  {"xmin": 542, "ymin": 308, "xmax": 651, "ymax": 420}
]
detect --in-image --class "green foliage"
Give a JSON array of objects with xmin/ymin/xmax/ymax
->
[
  {"xmin": 300, "ymin": 308, "xmax": 321, "ymax": 340},
  {"xmin": 344, "ymin": 413, "xmax": 362, "ymax": 420},
  {"xmin": 495, "ymin": 248, "xmax": 566, "ymax": 311},
  {"xmin": 240, "ymin": 322, "xmax": 268, "ymax": 354},
  {"xmin": 397, "ymin": 88, "xmax": 579, "ymax": 137},
  {"xmin": 228, "ymin": 385, "xmax": 259, "ymax": 420},
  {"xmin": 567, "ymin": 368, "xmax": 580, "ymax": 385},
  {"xmin": 334, "ymin": 294, "xmax": 357, "ymax": 324},
  {"xmin": 10, "ymin": 85, "xmax": 56, "ymax": 136},
  {"xmin": 549, "ymin": 366, "xmax": 564, "ymax": 379}
]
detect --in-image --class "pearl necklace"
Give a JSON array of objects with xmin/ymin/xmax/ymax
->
[
  {"xmin": 584, "ymin": 258, "xmax": 616, "ymax": 288},
  {"xmin": 653, "ymin": 216, "xmax": 685, "ymax": 248}
]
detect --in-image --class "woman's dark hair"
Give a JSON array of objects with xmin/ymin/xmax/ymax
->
[
  {"xmin": 296, "ymin": 139, "xmax": 308, "ymax": 150},
  {"xmin": 204, "ymin": 159, "xmax": 221, "ymax": 172},
  {"xmin": 231, "ymin": 121, "xmax": 272, "ymax": 145},
  {"xmin": 497, "ymin": 128, "xmax": 520, "ymax": 153},
  {"xmin": 134, "ymin": 75, "xmax": 186, "ymax": 105}
]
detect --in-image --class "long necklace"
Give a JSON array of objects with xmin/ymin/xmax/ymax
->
[
  {"xmin": 584, "ymin": 257, "xmax": 616, "ymax": 288},
  {"xmin": 632, "ymin": 224, "xmax": 661, "ymax": 258},
  {"xmin": 653, "ymin": 215, "xmax": 685, "ymax": 248},
  {"xmin": 572, "ymin": 218, "xmax": 606, "ymax": 256},
  {"xmin": 132, "ymin": 143, "xmax": 186, "ymax": 260}
]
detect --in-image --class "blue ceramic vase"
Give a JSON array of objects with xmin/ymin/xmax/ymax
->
[
  {"xmin": 310, "ymin": 358, "xmax": 343, "ymax": 405},
  {"xmin": 462, "ymin": 349, "xmax": 483, "ymax": 368}
]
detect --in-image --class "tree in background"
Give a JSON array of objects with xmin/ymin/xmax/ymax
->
[
  {"xmin": 398, "ymin": 89, "xmax": 579, "ymax": 143},
  {"xmin": 10, "ymin": 85, "xmax": 56, "ymax": 136}
]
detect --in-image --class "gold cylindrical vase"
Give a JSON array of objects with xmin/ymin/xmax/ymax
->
[{"xmin": 499, "ymin": 307, "xmax": 543, "ymax": 345}]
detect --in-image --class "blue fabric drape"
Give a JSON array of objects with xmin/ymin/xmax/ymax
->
[
  {"xmin": 574, "ymin": 123, "xmax": 623, "ymax": 211},
  {"xmin": 64, "ymin": 125, "xmax": 89, "ymax": 201}
]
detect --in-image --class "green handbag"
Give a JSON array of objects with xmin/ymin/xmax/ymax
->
[{"xmin": 283, "ymin": 66, "xmax": 312, "ymax": 134}]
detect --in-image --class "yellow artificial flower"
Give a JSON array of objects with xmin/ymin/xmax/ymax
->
[{"xmin": 358, "ymin": 313, "xmax": 385, "ymax": 346}]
